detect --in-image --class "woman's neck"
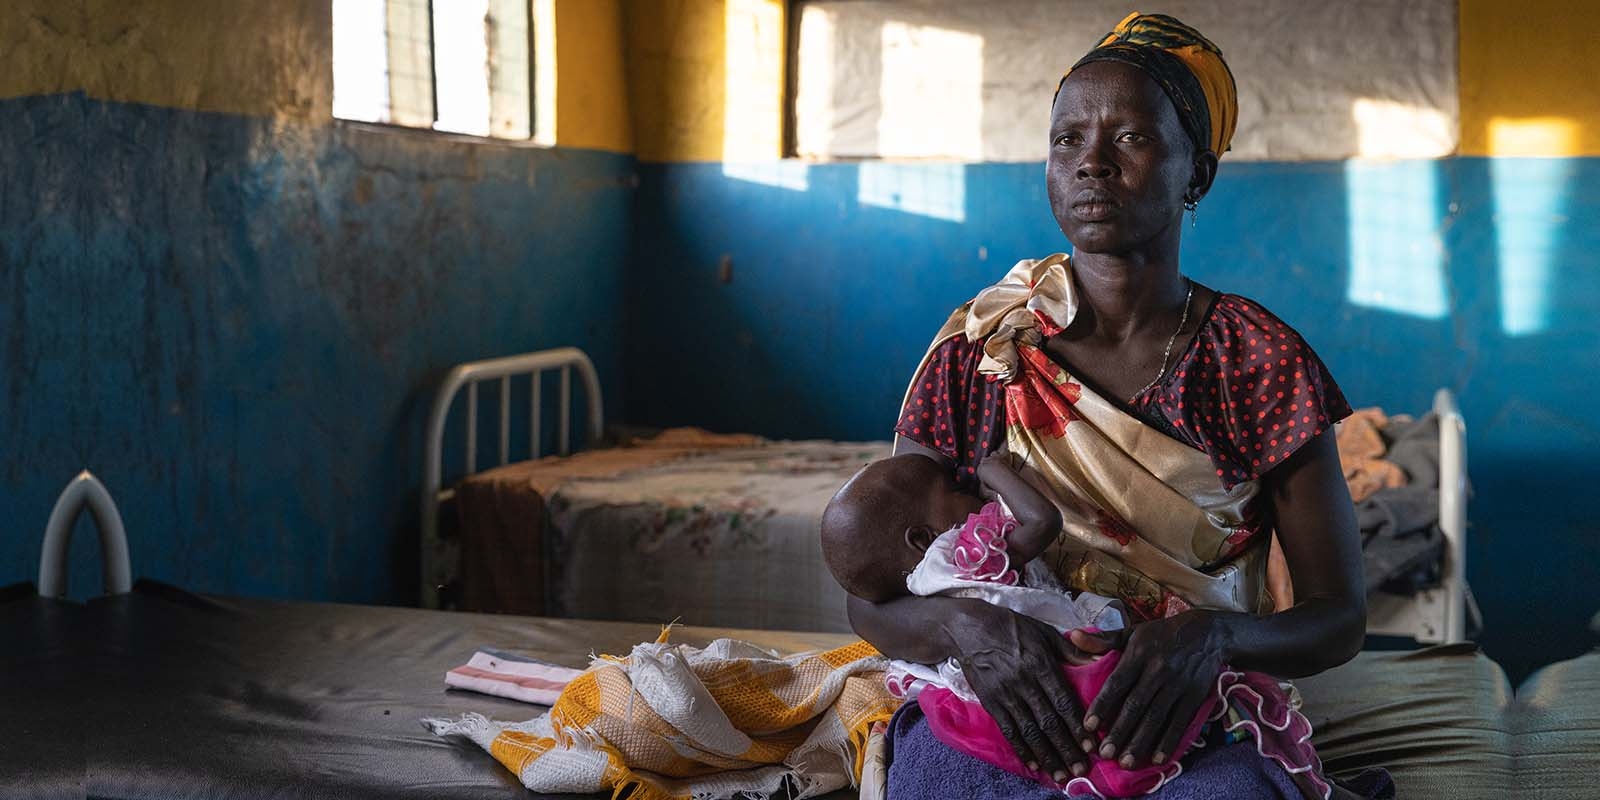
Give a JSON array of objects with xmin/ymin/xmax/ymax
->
[{"xmin": 1069, "ymin": 247, "xmax": 1187, "ymax": 342}]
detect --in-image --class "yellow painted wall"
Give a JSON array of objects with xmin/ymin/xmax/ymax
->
[
  {"xmin": 552, "ymin": 0, "xmax": 633, "ymax": 153},
  {"xmin": 1459, "ymin": 0, "xmax": 1600, "ymax": 156},
  {"xmin": 0, "ymin": 0, "xmax": 331, "ymax": 117},
  {"xmin": 622, "ymin": 0, "xmax": 785, "ymax": 163}
]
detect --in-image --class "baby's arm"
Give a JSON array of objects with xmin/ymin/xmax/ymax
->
[{"xmin": 975, "ymin": 458, "xmax": 1061, "ymax": 563}]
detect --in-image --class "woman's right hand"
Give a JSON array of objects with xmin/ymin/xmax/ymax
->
[{"xmin": 947, "ymin": 602, "xmax": 1108, "ymax": 782}]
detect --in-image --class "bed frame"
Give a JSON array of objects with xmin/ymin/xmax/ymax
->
[
  {"xmin": 418, "ymin": 347, "xmax": 1472, "ymax": 643},
  {"xmin": 1364, "ymin": 388, "xmax": 1472, "ymax": 644},
  {"xmin": 420, "ymin": 348, "xmax": 604, "ymax": 610}
]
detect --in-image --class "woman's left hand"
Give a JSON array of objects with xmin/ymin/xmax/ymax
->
[{"xmin": 1079, "ymin": 611, "xmax": 1231, "ymax": 769}]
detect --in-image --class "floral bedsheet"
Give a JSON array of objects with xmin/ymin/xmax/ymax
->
[{"xmin": 544, "ymin": 440, "xmax": 890, "ymax": 633}]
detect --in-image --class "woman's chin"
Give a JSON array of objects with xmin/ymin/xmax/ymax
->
[{"xmin": 1061, "ymin": 227, "xmax": 1126, "ymax": 255}]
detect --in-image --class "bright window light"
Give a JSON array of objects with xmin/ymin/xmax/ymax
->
[
  {"xmin": 723, "ymin": 0, "xmax": 804, "ymax": 188},
  {"xmin": 332, "ymin": 0, "xmax": 390, "ymax": 123},
  {"xmin": 433, "ymin": 0, "xmax": 493, "ymax": 136},
  {"xmin": 1352, "ymin": 99, "xmax": 1454, "ymax": 159},
  {"xmin": 877, "ymin": 22, "xmax": 983, "ymax": 160},
  {"xmin": 332, "ymin": 0, "xmax": 530, "ymax": 140}
]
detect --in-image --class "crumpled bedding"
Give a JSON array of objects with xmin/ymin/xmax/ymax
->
[{"xmin": 1337, "ymin": 410, "xmax": 1448, "ymax": 596}]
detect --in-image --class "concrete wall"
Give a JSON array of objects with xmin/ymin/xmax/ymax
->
[{"xmin": 0, "ymin": 1, "xmax": 636, "ymax": 603}]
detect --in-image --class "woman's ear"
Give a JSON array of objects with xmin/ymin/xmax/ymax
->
[
  {"xmin": 1187, "ymin": 149, "xmax": 1219, "ymax": 204},
  {"xmin": 904, "ymin": 524, "xmax": 939, "ymax": 553}
]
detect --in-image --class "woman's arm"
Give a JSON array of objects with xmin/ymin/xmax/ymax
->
[
  {"xmin": 1082, "ymin": 430, "xmax": 1366, "ymax": 768},
  {"xmin": 976, "ymin": 458, "xmax": 1062, "ymax": 563}
]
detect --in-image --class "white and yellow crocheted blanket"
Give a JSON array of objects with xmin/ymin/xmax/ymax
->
[{"xmin": 426, "ymin": 633, "xmax": 898, "ymax": 800}]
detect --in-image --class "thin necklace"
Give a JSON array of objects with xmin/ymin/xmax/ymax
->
[{"xmin": 1133, "ymin": 278, "xmax": 1193, "ymax": 400}]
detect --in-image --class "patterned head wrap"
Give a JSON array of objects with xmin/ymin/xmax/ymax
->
[{"xmin": 1056, "ymin": 12, "xmax": 1238, "ymax": 155}]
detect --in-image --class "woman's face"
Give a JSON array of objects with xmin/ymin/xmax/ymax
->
[{"xmin": 1046, "ymin": 61, "xmax": 1199, "ymax": 255}]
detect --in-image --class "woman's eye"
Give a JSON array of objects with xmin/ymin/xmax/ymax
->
[
  {"xmin": 1118, "ymin": 132, "xmax": 1146, "ymax": 143},
  {"xmin": 1053, "ymin": 133, "xmax": 1080, "ymax": 147}
]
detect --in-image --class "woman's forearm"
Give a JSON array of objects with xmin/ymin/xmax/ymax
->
[
  {"xmin": 1202, "ymin": 592, "xmax": 1366, "ymax": 678},
  {"xmin": 847, "ymin": 592, "xmax": 994, "ymax": 663}
]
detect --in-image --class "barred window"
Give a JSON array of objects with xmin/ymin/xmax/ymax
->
[{"xmin": 333, "ymin": 0, "xmax": 532, "ymax": 139}]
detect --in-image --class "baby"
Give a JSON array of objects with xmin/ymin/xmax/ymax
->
[
  {"xmin": 821, "ymin": 454, "xmax": 1318, "ymax": 798},
  {"xmin": 820, "ymin": 452, "xmax": 1067, "ymax": 604}
]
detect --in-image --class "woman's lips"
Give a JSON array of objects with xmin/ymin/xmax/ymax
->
[
  {"xmin": 1071, "ymin": 190, "xmax": 1119, "ymax": 222},
  {"xmin": 1073, "ymin": 202, "xmax": 1117, "ymax": 222}
]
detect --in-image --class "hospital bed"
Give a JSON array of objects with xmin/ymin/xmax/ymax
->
[
  {"xmin": 421, "ymin": 347, "xmax": 1474, "ymax": 644},
  {"xmin": 10, "ymin": 470, "xmax": 1595, "ymax": 799}
]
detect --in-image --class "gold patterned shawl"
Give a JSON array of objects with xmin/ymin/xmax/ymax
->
[{"xmin": 908, "ymin": 255, "xmax": 1272, "ymax": 619}]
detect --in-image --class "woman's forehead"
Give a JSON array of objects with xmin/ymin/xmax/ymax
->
[{"xmin": 1052, "ymin": 61, "xmax": 1176, "ymax": 124}]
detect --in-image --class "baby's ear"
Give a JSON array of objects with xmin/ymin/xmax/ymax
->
[{"xmin": 904, "ymin": 524, "xmax": 938, "ymax": 553}]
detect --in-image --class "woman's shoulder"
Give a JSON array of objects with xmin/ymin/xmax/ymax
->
[{"xmin": 1206, "ymin": 293, "xmax": 1304, "ymax": 338}]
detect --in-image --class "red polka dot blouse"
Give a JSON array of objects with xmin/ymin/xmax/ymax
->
[{"xmin": 895, "ymin": 294, "xmax": 1352, "ymax": 491}]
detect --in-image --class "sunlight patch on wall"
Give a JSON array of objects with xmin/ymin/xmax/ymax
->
[
  {"xmin": 858, "ymin": 162, "xmax": 965, "ymax": 222},
  {"xmin": 1344, "ymin": 160, "xmax": 1448, "ymax": 319},
  {"xmin": 877, "ymin": 22, "xmax": 983, "ymax": 160},
  {"xmin": 1352, "ymin": 99, "xmax": 1455, "ymax": 159},
  {"xmin": 723, "ymin": 161, "xmax": 810, "ymax": 190},
  {"xmin": 1488, "ymin": 118, "xmax": 1576, "ymax": 336}
]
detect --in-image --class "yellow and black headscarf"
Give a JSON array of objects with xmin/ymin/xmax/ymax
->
[{"xmin": 1056, "ymin": 12, "xmax": 1238, "ymax": 156}]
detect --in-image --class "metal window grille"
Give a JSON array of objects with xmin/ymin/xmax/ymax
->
[{"xmin": 333, "ymin": 0, "xmax": 532, "ymax": 140}]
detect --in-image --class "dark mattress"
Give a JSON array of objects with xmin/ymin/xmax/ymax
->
[{"xmin": 0, "ymin": 582, "xmax": 1580, "ymax": 799}]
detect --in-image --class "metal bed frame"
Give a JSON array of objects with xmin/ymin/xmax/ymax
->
[
  {"xmin": 419, "ymin": 347, "xmax": 603, "ymax": 610},
  {"xmin": 1364, "ymin": 388, "xmax": 1473, "ymax": 644},
  {"xmin": 416, "ymin": 348, "xmax": 1471, "ymax": 641}
]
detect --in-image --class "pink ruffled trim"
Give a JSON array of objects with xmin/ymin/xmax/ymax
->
[
  {"xmin": 950, "ymin": 502, "xmax": 1018, "ymax": 584},
  {"xmin": 1210, "ymin": 670, "xmax": 1332, "ymax": 800}
]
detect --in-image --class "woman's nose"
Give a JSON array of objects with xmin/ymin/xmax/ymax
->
[{"xmin": 1076, "ymin": 140, "xmax": 1116, "ymax": 179}]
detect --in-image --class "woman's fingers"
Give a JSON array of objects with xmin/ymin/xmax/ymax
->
[
  {"xmin": 981, "ymin": 697, "xmax": 1047, "ymax": 774},
  {"xmin": 1084, "ymin": 649, "xmax": 1140, "ymax": 734},
  {"xmin": 1038, "ymin": 665, "xmax": 1097, "ymax": 756},
  {"xmin": 1022, "ymin": 676, "xmax": 1092, "ymax": 777},
  {"xmin": 1117, "ymin": 684, "xmax": 1180, "ymax": 768},
  {"xmin": 1153, "ymin": 685, "xmax": 1214, "ymax": 765},
  {"xmin": 1095, "ymin": 660, "xmax": 1159, "ymax": 760},
  {"xmin": 1003, "ymin": 692, "xmax": 1071, "ymax": 779}
]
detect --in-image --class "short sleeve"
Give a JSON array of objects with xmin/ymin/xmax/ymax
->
[
  {"xmin": 1167, "ymin": 296, "xmax": 1352, "ymax": 487},
  {"xmin": 894, "ymin": 334, "xmax": 1007, "ymax": 489}
]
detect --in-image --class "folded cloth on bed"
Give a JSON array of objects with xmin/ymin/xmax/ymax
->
[
  {"xmin": 1357, "ymin": 413, "xmax": 1445, "ymax": 596},
  {"xmin": 1336, "ymin": 408, "xmax": 1411, "ymax": 503},
  {"xmin": 444, "ymin": 648, "xmax": 584, "ymax": 705},
  {"xmin": 425, "ymin": 632, "xmax": 901, "ymax": 800}
]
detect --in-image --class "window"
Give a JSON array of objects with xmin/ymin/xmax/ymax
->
[{"xmin": 332, "ymin": 0, "xmax": 532, "ymax": 139}]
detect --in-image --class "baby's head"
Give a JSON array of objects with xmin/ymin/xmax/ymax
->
[{"xmin": 821, "ymin": 454, "xmax": 985, "ymax": 603}]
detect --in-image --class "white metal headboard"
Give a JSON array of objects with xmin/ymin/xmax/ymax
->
[
  {"xmin": 420, "ymin": 347, "xmax": 603, "ymax": 610},
  {"xmin": 1364, "ymin": 388, "xmax": 1471, "ymax": 644}
]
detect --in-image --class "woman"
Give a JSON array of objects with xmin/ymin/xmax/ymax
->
[{"xmin": 852, "ymin": 14, "xmax": 1387, "ymax": 799}]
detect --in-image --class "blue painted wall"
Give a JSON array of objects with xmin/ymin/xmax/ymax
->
[
  {"xmin": 0, "ymin": 93, "xmax": 633, "ymax": 604},
  {"xmin": 626, "ymin": 157, "xmax": 1600, "ymax": 681}
]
